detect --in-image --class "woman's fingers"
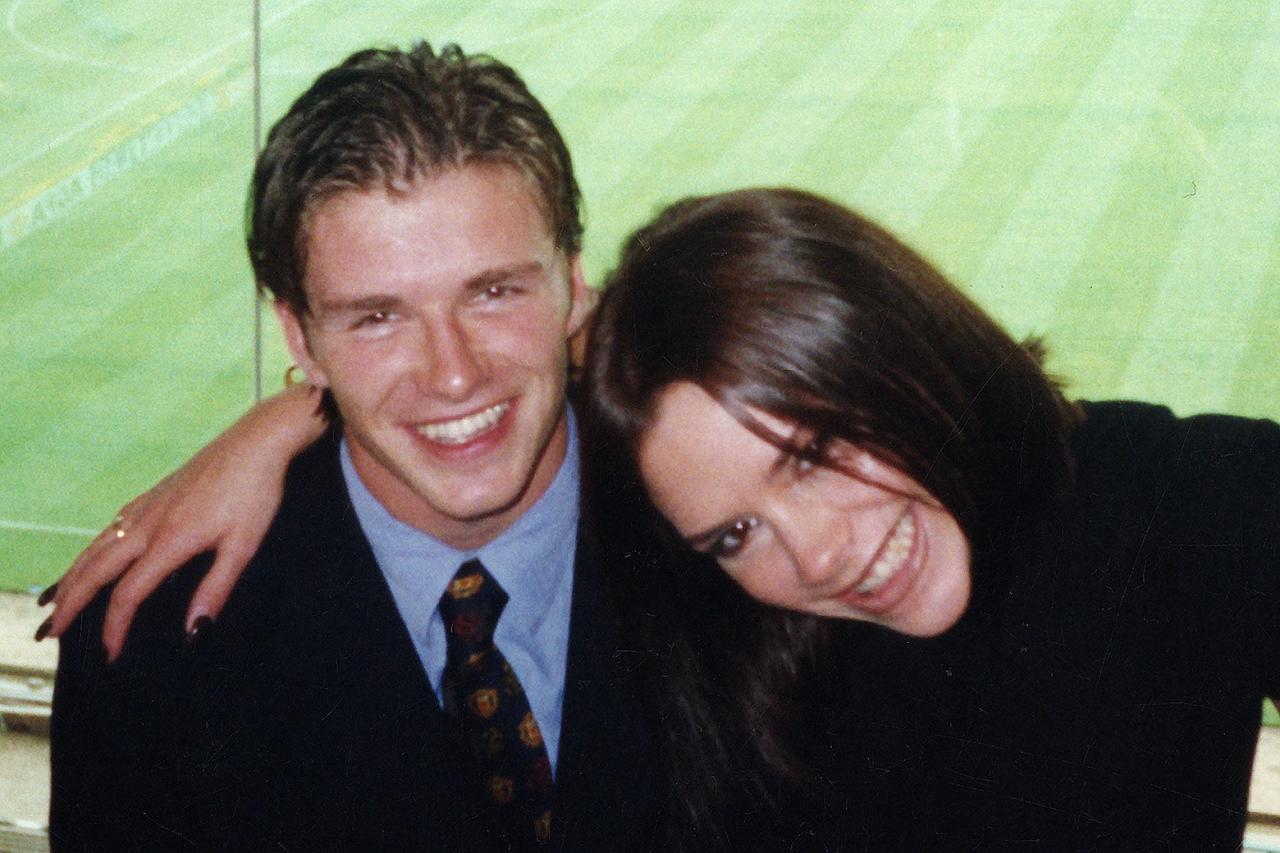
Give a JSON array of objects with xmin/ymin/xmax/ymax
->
[
  {"xmin": 101, "ymin": 528, "xmax": 214, "ymax": 661},
  {"xmin": 45, "ymin": 513, "xmax": 149, "ymax": 639},
  {"xmin": 182, "ymin": 534, "xmax": 262, "ymax": 642}
]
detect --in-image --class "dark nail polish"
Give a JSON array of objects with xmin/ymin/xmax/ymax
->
[
  {"xmin": 37, "ymin": 583, "xmax": 58, "ymax": 607},
  {"xmin": 186, "ymin": 615, "xmax": 213, "ymax": 645},
  {"xmin": 34, "ymin": 617, "xmax": 52, "ymax": 642}
]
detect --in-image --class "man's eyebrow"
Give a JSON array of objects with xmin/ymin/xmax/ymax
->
[
  {"xmin": 311, "ymin": 294, "xmax": 407, "ymax": 315},
  {"xmin": 464, "ymin": 261, "xmax": 546, "ymax": 290}
]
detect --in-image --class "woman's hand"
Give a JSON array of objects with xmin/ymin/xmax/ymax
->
[{"xmin": 41, "ymin": 384, "xmax": 328, "ymax": 661}]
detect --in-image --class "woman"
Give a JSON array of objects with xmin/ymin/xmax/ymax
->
[{"xmin": 44, "ymin": 188, "xmax": 1280, "ymax": 850}]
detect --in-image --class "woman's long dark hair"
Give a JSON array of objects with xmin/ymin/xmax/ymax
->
[{"xmin": 582, "ymin": 188, "xmax": 1081, "ymax": 849}]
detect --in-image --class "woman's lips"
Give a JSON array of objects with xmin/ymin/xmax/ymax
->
[{"xmin": 837, "ymin": 502, "xmax": 925, "ymax": 615}]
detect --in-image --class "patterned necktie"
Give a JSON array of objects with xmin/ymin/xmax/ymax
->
[{"xmin": 439, "ymin": 559, "xmax": 554, "ymax": 846}]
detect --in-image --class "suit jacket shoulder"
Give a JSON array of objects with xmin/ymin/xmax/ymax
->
[{"xmin": 51, "ymin": 431, "xmax": 660, "ymax": 852}]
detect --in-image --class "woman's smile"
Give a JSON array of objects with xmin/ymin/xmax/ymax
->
[{"xmin": 638, "ymin": 381, "xmax": 972, "ymax": 637}]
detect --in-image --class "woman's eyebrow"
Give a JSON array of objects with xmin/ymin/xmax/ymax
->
[{"xmin": 684, "ymin": 519, "xmax": 734, "ymax": 550}]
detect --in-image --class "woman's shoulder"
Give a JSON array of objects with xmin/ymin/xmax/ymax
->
[
  {"xmin": 1073, "ymin": 400, "xmax": 1280, "ymax": 485},
  {"xmin": 1064, "ymin": 402, "xmax": 1280, "ymax": 562}
]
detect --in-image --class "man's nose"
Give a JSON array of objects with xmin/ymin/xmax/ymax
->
[{"xmin": 416, "ymin": 315, "xmax": 482, "ymax": 400}]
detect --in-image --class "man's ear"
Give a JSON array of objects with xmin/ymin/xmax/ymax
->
[
  {"xmin": 274, "ymin": 301, "xmax": 330, "ymax": 388},
  {"xmin": 565, "ymin": 254, "xmax": 596, "ymax": 339}
]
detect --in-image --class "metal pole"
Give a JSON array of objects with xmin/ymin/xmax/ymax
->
[{"xmin": 251, "ymin": 0, "xmax": 263, "ymax": 401}]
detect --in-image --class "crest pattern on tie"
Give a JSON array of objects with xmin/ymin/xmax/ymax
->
[{"xmin": 439, "ymin": 559, "xmax": 554, "ymax": 846}]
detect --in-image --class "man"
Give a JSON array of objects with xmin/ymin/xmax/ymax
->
[{"xmin": 50, "ymin": 43, "xmax": 657, "ymax": 852}]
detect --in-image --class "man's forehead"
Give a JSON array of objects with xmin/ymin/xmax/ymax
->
[
  {"xmin": 298, "ymin": 165, "xmax": 569, "ymax": 300},
  {"xmin": 304, "ymin": 164, "xmax": 556, "ymax": 244}
]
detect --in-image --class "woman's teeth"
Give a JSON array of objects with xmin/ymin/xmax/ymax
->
[
  {"xmin": 856, "ymin": 510, "xmax": 915, "ymax": 594},
  {"xmin": 417, "ymin": 402, "xmax": 508, "ymax": 445}
]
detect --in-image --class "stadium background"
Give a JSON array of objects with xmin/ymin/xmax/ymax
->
[
  {"xmin": 4, "ymin": 0, "xmax": 1278, "ymax": 593},
  {"xmin": 3, "ymin": 2, "xmax": 1280, "ymax": 838}
]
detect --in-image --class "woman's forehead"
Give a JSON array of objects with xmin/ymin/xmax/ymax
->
[{"xmin": 635, "ymin": 383, "xmax": 787, "ymax": 527}]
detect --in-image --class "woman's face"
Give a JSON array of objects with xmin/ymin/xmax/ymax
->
[{"xmin": 637, "ymin": 382, "xmax": 972, "ymax": 637}]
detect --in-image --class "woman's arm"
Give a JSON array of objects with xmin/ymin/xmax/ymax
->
[{"xmin": 41, "ymin": 383, "xmax": 328, "ymax": 661}]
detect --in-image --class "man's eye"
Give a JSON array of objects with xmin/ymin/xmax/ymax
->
[
  {"xmin": 708, "ymin": 518, "xmax": 759, "ymax": 560},
  {"xmin": 478, "ymin": 284, "xmax": 521, "ymax": 302},
  {"xmin": 354, "ymin": 311, "xmax": 392, "ymax": 329}
]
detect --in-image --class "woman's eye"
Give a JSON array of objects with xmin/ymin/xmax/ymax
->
[
  {"xmin": 790, "ymin": 438, "xmax": 828, "ymax": 478},
  {"xmin": 708, "ymin": 517, "xmax": 758, "ymax": 559}
]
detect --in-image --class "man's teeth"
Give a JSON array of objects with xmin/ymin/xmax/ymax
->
[
  {"xmin": 417, "ymin": 402, "xmax": 508, "ymax": 445},
  {"xmin": 856, "ymin": 511, "xmax": 916, "ymax": 594}
]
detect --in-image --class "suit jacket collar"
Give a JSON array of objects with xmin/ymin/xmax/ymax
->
[{"xmin": 260, "ymin": 431, "xmax": 658, "ymax": 851}]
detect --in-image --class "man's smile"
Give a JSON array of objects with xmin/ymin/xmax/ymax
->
[{"xmin": 415, "ymin": 401, "xmax": 512, "ymax": 446}]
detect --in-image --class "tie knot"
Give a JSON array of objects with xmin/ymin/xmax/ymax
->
[{"xmin": 439, "ymin": 559, "xmax": 508, "ymax": 650}]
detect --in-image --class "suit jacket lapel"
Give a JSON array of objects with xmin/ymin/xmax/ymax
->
[
  {"xmin": 553, "ymin": 508, "xmax": 660, "ymax": 852},
  {"xmin": 260, "ymin": 436, "xmax": 489, "ymax": 849},
  {"xmin": 259, "ymin": 433, "xmax": 659, "ymax": 850}
]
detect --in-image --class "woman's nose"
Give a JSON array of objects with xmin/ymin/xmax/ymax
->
[{"xmin": 777, "ymin": 504, "xmax": 849, "ymax": 586}]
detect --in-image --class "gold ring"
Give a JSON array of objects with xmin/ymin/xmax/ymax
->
[{"xmin": 111, "ymin": 514, "xmax": 127, "ymax": 540}]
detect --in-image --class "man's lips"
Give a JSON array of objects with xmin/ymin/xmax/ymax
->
[{"xmin": 413, "ymin": 401, "xmax": 510, "ymax": 446}]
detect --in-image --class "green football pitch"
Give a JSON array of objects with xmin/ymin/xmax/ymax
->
[{"xmin": 3, "ymin": 0, "xmax": 1279, "ymax": 592}]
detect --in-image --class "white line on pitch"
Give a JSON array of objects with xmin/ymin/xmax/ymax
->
[
  {"xmin": 0, "ymin": 519, "xmax": 97, "ymax": 537},
  {"xmin": 0, "ymin": 0, "xmax": 320, "ymax": 184}
]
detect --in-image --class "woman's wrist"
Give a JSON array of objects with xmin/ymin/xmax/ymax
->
[{"xmin": 244, "ymin": 383, "xmax": 329, "ymax": 455}]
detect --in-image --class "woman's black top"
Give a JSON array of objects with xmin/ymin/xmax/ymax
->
[{"xmin": 794, "ymin": 400, "xmax": 1280, "ymax": 850}]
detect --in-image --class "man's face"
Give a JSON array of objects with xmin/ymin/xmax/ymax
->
[{"xmin": 276, "ymin": 164, "xmax": 592, "ymax": 549}]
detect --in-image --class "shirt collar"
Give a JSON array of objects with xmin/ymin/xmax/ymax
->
[{"xmin": 340, "ymin": 408, "xmax": 581, "ymax": 625}]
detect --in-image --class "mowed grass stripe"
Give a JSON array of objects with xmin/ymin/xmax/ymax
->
[
  {"xmin": 1, "ymin": 138, "xmax": 254, "ymax": 485},
  {"xmin": 0, "ymin": 0, "xmax": 317, "ymax": 199},
  {"xmin": 1227, "ymin": 238, "xmax": 1280, "ymax": 419},
  {"xmin": 594, "ymin": 3, "xmax": 867, "ymax": 228},
  {"xmin": 455, "ymin": 0, "xmax": 618, "ymax": 60},
  {"xmin": 695, "ymin": 1, "xmax": 942, "ymax": 194},
  {"xmin": 573, "ymin": 1, "xmax": 804, "ymax": 200},
  {"xmin": 262, "ymin": 0, "xmax": 525, "ymax": 76},
  {"xmin": 568, "ymin": 1, "xmax": 804, "ymax": 266},
  {"xmin": 854, "ymin": 0, "xmax": 1076, "ymax": 240},
  {"xmin": 970, "ymin": 0, "xmax": 1208, "ymax": 341},
  {"xmin": 782, "ymin": 0, "xmax": 1004, "ymax": 205},
  {"xmin": 0, "ymin": 0, "xmax": 237, "ymax": 153},
  {"xmin": 492, "ymin": 0, "xmax": 663, "ymax": 107},
  {"xmin": 0, "ymin": 351, "xmax": 258, "ymax": 591},
  {"xmin": 915, "ymin": 0, "xmax": 1139, "ymax": 287},
  {"xmin": 1116, "ymin": 3, "xmax": 1280, "ymax": 415},
  {"xmin": 1, "ymin": 265, "xmax": 253, "ymax": 513},
  {"xmin": 1044, "ymin": 1, "xmax": 1271, "ymax": 404},
  {"xmin": 250, "ymin": 0, "xmax": 498, "ymax": 114},
  {"xmin": 512, "ymin": 0, "xmax": 687, "ymax": 110},
  {"xmin": 1, "ymin": 111, "xmax": 251, "ymax": 392},
  {"xmin": 2, "ymin": 274, "xmax": 259, "ymax": 526},
  {"xmin": 500, "ymin": 0, "xmax": 701, "ymax": 270},
  {"xmin": 516, "ymin": 0, "xmax": 716, "ymax": 273}
]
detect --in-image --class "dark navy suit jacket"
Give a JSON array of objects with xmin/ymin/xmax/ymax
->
[{"xmin": 50, "ymin": 432, "xmax": 659, "ymax": 852}]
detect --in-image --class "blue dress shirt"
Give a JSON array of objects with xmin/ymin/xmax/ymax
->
[{"xmin": 340, "ymin": 409, "xmax": 579, "ymax": 774}]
